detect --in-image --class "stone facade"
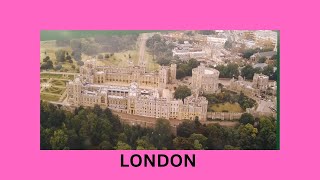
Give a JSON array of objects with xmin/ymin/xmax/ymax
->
[
  {"xmin": 252, "ymin": 73, "xmax": 269, "ymax": 91},
  {"xmin": 66, "ymin": 59, "xmax": 208, "ymax": 121},
  {"xmin": 79, "ymin": 59, "xmax": 177, "ymax": 89},
  {"xmin": 191, "ymin": 64, "xmax": 220, "ymax": 94}
]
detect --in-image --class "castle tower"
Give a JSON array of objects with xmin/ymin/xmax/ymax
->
[
  {"xmin": 158, "ymin": 67, "xmax": 168, "ymax": 88},
  {"xmin": 169, "ymin": 64, "xmax": 177, "ymax": 83}
]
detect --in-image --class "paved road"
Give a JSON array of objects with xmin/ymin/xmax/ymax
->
[{"xmin": 138, "ymin": 33, "xmax": 148, "ymax": 66}]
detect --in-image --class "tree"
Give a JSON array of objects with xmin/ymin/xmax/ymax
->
[
  {"xmin": 216, "ymin": 63, "xmax": 239, "ymax": 78},
  {"xmin": 55, "ymin": 49, "xmax": 66, "ymax": 62},
  {"xmin": 151, "ymin": 119, "xmax": 172, "ymax": 149},
  {"xmin": 50, "ymin": 129, "xmax": 69, "ymax": 150},
  {"xmin": 241, "ymin": 65, "xmax": 256, "ymax": 80},
  {"xmin": 43, "ymin": 56, "xmax": 50, "ymax": 62},
  {"xmin": 115, "ymin": 141, "xmax": 131, "ymax": 150},
  {"xmin": 66, "ymin": 55, "xmax": 72, "ymax": 61},
  {"xmin": 173, "ymin": 137, "xmax": 194, "ymax": 150},
  {"xmin": 238, "ymin": 124, "xmax": 258, "ymax": 149},
  {"xmin": 189, "ymin": 133, "xmax": 207, "ymax": 149},
  {"xmin": 176, "ymin": 69, "xmax": 186, "ymax": 79},
  {"xmin": 258, "ymin": 56, "xmax": 267, "ymax": 63},
  {"xmin": 256, "ymin": 117, "xmax": 276, "ymax": 149},
  {"xmin": 136, "ymin": 138, "xmax": 156, "ymax": 150},
  {"xmin": 241, "ymin": 48, "xmax": 259, "ymax": 59},
  {"xmin": 40, "ymin": 60, "xmax": 53, "ymax": 70},
  {"xmin": 238, "ymin": 92, "xmax": 256, "ymax": 109},
  {"xmin": 177, "ymin": 120, "xmax": 196, "ymax": 138},
  {"xmin": 99, "ymin": 141, "xmax": 113, "ymax": 150},
  {"xmin": 239, "ymin": 113, "xmax": 255, "ymax": 125},
  {"xmin": 40, "ymin": 126, "xmax": 53, "ymax": 150},
  {"xmin": 262, "ymin": 65, "xmax": 275, "ymax": 79},
  {"xmin": 174, "ymin": 85, "xmax": 191, "ymax": 101}
]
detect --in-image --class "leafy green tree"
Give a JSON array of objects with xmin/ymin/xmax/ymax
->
[
  {"xmin": 136, "ymin": 138, "xmax": 156, "ymax": 150},
  {"xmin": 115, "ymin": 141, "xmax": 131, "ymax": 150},
  {"xmin": 256, "ymin": 117, "xmax": 276, "ymax": 149},
  {"xmin": 238, "ymin": 92, "xmax": 256, "ymax": 109},
  {"xmin": 193, "ymin": 140, "xmax": 203, "ymax": 150},
  {"xmin": 99, "ymin": 141, "xmax": 113, "ymax": 150},
  {"xmin": 262, "ymin": 65, "xmax": 275, "ymax": 79},
  {"xmin": 43, "ymin": 56, "xmax": 50, "ymax": 62},
  {"xmin": 189, "ymin": 133, "xmax": 207, "ymax": 149},
  {"xmin": 40, "ymin": 126, "xmax": 53, "ymax": 150},
  {"xmin": 241, "ymin": 65, "xmax": 256, "ymax": 80},
  {"xmin": 50, "ymin": 129, "xmax": 69, "ymax": 150},
  {"xmin": 205, "ymin": 124, "xmax": 226, "ymax": 149},
  {"xmin": 177, "ymin": 120, "xmax": 196, "ymax": 137},
  {"xmin": 174, "ymin": 85, "xmax": 191, "ymax": 101},
  {"xmin": 151, "ymin": 119, "xmax": 172, "ymax": 149},
  {"xmin": 238, "ymin": 124, "xmax": 258, "ymax": 149},
  {"xmin": 176, "ymin": 69, "xmax": 186, "ymax": 79},
  {"xmin": 173, "ymin": 137, "xmax": 194, "ymax": 150},
  {"xmin": 239, "ymin": 113, "xmax": 255, "ymax": 125},
  {"xmin": 216, "ymin": 63, "xmax": 239, "ymax": 78}
]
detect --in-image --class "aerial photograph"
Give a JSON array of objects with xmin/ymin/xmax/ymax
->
[{"xmin": 40, "ymin": 30, "xmax": 279, "ymax": 150}]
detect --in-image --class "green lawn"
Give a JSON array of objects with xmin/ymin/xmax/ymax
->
[
  {"xmin": 210, "ymin": 102, "xmax": 244, "ymax": 113},
  {"xmin": 40, "ymin": 93, "xmax": 61, "ymax": 101}
]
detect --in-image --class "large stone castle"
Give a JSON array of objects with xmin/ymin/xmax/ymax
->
[{"xmin": 66, "ymin": 60, "xmax": 212, "ymax": 121}]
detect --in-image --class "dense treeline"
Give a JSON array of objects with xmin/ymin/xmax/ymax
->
[
  {"xmin": 146, "ymin": 34, "xmax": 175, "ymax": 66},
  {"xmin": 40, "ymin": 101, "xmax": 277, "ymax": 150},
  {"xmin": 241, "ymin": 64, "xmax": 277, "ymax": 80},
  {"xmin": 215, "ymin": 63, "xmax": 240, "ymax": 78}
]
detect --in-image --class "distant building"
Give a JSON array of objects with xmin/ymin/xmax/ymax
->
[
  {"xmin": 250, "ymin": 51, "xmax": 277, "ymax": 61},
  {"xmin": 252, "ymin": 73, "xmax": 269, "ymax": 91},
  {"xmin": 172, "ymin": 41, "xmax": 206, "ymax": 60},
  {"xmin": 253, "ymin": 63, "xmax": 268, "ymax": 69},
  {"xmin": 206, "ymin": 36, "xmax": 227, "ymax": 47}
]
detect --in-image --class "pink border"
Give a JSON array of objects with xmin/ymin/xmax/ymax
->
[{"xmin": 1, "ymin": 0, "xmax": 320, "ymax": 179}]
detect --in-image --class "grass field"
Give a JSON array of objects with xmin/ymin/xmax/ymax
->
[
  {"xmin": 210, "ymin": 102, "xmax": 244, "ymax": 113},
  {"xmin": 40, "ymin": 93, "xmax": 61, "ymax": 102}
]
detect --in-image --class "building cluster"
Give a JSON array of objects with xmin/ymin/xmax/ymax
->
[
  {"xmin": 229, "ymin": 73, "xmax": 276, "ymax": 97},
  {"xmin": 172, "ymin": 41, "xmax": 206, "ymax": 60},
  {"xmin": 66, "ymin": 59, "xmax": 219, "ymax": 121}
]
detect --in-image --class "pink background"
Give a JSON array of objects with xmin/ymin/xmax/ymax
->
[{"xmin": 1, "ymin": 0, "xmax": 319, "ymax": 179}]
